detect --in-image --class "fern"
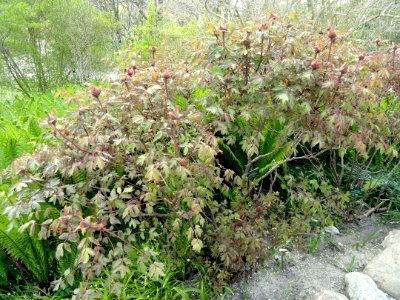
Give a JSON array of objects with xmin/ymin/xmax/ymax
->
[
  {"xmin": 218, "ymin": 119, "xmax": 290, "ymax": 179},
  {"xmin": 218, "ymin": 141, "xmax": 246, "ymax": 176},
  {"xmin": 0, "ymin": 90, "xmax": 71, "ymax": 171},
  {"xmin": 26, "ymin": 117, "xmax": 42, "ymax": 138},
  {"xmin": 0, "ymin": 252, "xmax": 10, "ymax": 287},
  {"xmin": 64, "ymin": 170, "xmax": 86, "ymax": 184},
  {"xmin": 0, "ymin": 137, "xmax": 21, "ymax": 170},
  {"xmin": 255, "ymin": 120, "xmax": 287, "ymax": 174},
  {"xmin": 0, "ymin": 216, "xmax": 53, "ymax": 284}
]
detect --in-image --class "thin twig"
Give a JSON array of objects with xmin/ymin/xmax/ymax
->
[{"xmin": 245, "ymin": 149, "xmax": 329, "ymax": 197}]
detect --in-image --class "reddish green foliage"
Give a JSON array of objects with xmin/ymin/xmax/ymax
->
[{"xmin": 2, "ymin": 14, "xmax": 400, "ymax": 297}]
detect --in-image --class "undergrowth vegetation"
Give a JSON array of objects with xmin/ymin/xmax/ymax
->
[
  {"xmin": 1, "ymin": 12, "xmax": 400, "ymax": 299},
  {"xmin": 0, "ymin": 88, "xmax": 75, "ymax": 170}
]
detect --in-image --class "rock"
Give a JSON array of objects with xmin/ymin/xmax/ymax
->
[
  {"xmin": 345, "ymin": 272, "xmax": 390, "ymax": 300},
  {"xmin": 311, "ymin": 290, "xmax": 349, "ymax": 300},
  {"xmin": 325, "ymin": 225, "xmax": 340, "ymax": 235},
  {"xmin": 382, "ymin": 230, "xmax": 400, "ymax": 248},
  {"xmin": 363, "ymin": 241, "xmax": 400, "ymax": 299}
]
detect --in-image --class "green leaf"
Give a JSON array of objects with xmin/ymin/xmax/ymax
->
[
  {"xmin": 275, "ymin": 92, "xmax": 289, "ymax": 103},
  {"xmin": 191, "ymin": 238, "xmax": 203, "ymax": 253},
  {"xmin": 197, "ymin": 144, "xmax": 217, "ymax": 164},
  {"xmin": 148, "ymin": 262, "xmax": 165, "ymax": 280},
  {"xmin": 56, "ymin": 243, "xmax": 64, "ymax": 260},
  {"xmin": 145, "ymin": 165, "xmax": 161, "ymax": 182}
]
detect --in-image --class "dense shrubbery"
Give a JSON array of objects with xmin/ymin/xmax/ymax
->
[{"xmin": 1, "ymin": 13, "xmax": 400, "ymax": 298}]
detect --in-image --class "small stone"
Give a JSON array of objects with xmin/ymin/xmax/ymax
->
[
  {"xmin": 382, "ymin": 230, "xmax": 400, "ymax": 248},
  {"xmin": 345, "ymin": 272, "xmax": 391, "ymax": 300},
  {"xmin": 311, "ymin": 290, "xmax": 349, "ymax": 300},
  {"xmin": 325, "ymin": 225, "xmax": 340, "ymax": 235},
  {"xmin": 364, "ymin": 241, "xmax": 400, "ymax": 299}
]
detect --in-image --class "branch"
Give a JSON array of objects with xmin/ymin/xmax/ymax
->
[
  {"xmin": 352, "ymin": 1, "xmax": 395, "ymax": 31},
  {"xmin": 259, "ymin": 149, "xmax": 328, "ymax": 182},
  {"xmin": 244, "ymin": 149, "xmax": 329, "ymax": 197},
  {"xmin": 204, "ymin": 0, "xmax": 230, "ymax": 22}
]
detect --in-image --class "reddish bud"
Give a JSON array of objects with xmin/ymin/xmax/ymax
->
[
  {"xmin": 219, "ymin": 24, "xmax": 227, "ymax": 32},
  {"xmin": 258, "ymin": 23, "xmax": 269, "ymax": 31},
  {"xmin": 314, "ymin": 46, "xmax": 321, "ymax": 54},
  {"xmin": 162, "ymin": 70, "xmax": 172, "ymax": 80},
  {"xmin": 311, "ymin": 60, "xmax": 321, "ymax": 70},
  {"xmin": 287, "ymin": 22, "xmax": 294, "ymax": 28},
  {"xmin": 393, "ymin": 43, "xmax": 398, "ymax": 52},
  {"xmin": 243, "ymin": 31, "xmax": 251, "ymax": 47},
  {"xmin": 358, "ymin": 53, "xmax": 365, "ymax": 61},
  {"xmin": 327, "ymin": 26, "xmax": 336, "ymax": 41},
  {"xmin": 90, "ymin": 86, "xmax": 101, "ymax": 99},
  {"xmin": 375, "ymin": 38, "xmax": 381, "ymax": 48},
  {"xmin": 127, "ymin": 68, "xmax": 134, "ymax": 77},
  {"xmin": 149, "ymin": 46, "xmax": 157, "ymax": 53},
  {"xmin": 243, "ymin": 38, "xmax": 251, "ymax": 47}
]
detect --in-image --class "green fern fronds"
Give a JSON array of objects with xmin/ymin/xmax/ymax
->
[
  {"xmin": 26, "ymin": 118, "xmax": 42, "ymax": 137},
  {"xmin": 0, "ymin": 252, "xmax": 10, "ymax": 286},
  {"xmin": 257, "ymin": 142, "xmax": 291, "ymax": 178},
  {"xmin": 0, "ymin": 216, "xmax": 53, "ymax": 284},
  {"xmin": 65, "ymin": 170, "xmax": 86, "ymax": 184},
  {"xmin": 0, "ymin": 137, "xmax": 22, "ymax": 170},
  {"xmin": 254, "ymin": 120, "xmax": 290, "ymax": 178},
  {"xmin": 218, "ymin": 141, "xmax": 246, "ymax": 176}
]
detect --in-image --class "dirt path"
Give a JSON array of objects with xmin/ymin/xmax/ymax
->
[{"xmin": 227, "ymin": 215, "xmax": 400, "ymax": 300}]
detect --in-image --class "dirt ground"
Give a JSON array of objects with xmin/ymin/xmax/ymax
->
[{"xmin": 226, "ymin": 215, "xmax": 400, "ymax": 300}]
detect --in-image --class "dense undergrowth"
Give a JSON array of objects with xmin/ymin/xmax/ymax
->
[
  {"xmin": 1, "ymin": 13, "xmax": 400, "ymax": 299},
  {"xmin": 0, "ymin": 88, "xmax": 77, "ymax": 170}
]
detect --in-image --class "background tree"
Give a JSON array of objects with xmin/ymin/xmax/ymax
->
[{"xmin": 0, "ymin": 0, "xmax": 116, "ymax": 94}]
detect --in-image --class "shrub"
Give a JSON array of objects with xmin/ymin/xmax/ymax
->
[
  {"xmin": 195, "ymin": 14, "xmax": 400, "ymax": 217},
  {"xmin": 3, "ymin": 46, "xmax": 242, "ymax": 297},
  {"xmin": 2, "ymin": 13, "xmax": 400, "ymax": 298}
]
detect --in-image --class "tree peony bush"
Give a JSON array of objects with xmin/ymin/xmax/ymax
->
[{"xmin": 2, "ymin": 13, "xmax": 400, "ymax": 297}]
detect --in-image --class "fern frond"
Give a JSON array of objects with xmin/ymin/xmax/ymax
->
[
  {"xmin": 0, "ymin": 252, "xmax": 10, "ymax": 286},
  {"xmin": 26, "ymin": 117, "xmax": 42, "ymax": 137},
  {"xmin": 255, "ymin": 120, "xmax": 290, "ymax": 177},
  {"xmin": 0, "ymin": 216, "xmax": 52, "ymax": 283},
  {"xmin": 218, "ymin": 141, "xmax": 246, "ymax": 175},
  {"xmin": 0, "ymin": 137, "xmax": 21, "ymax": 169},
  {"xmin": 257, "ymin": 143, "xmax": 290, "ymax": 177}
]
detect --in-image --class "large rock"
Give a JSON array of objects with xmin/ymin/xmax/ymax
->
[
  {"xmin": 345, "ymin": 272, "xmax": 391, "ymax": 300},
  {"xmin": 382, "ymin": 230, "xmax": 400, "ymax": 248},
  {"xmin": 363, "ymin": 241, "xmax": 400, "ymax": 299},
  {"xmin": 311, "ymin": 290, "xmax": 349, "ymax": 300}
]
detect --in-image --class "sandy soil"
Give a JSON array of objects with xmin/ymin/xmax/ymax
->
[{"xmin": 226, "ymin": 215, "xmax": 400, "ymax": 300}]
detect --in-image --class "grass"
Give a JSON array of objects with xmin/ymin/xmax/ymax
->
[
  {"xmin": 355, "ymin": 230, "xmax": 382, "ymax": 251},
  {"xmin": 333, "ymin": 255, "xmax": 357, "ymax": 273},
  {"xmin": 308, "ymin": 231, "xmax": 326, "ymax": 254}
]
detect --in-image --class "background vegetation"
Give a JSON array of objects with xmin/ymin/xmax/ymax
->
[{"xmin": 0, "ymin": 0, "xmax": 399, "ymax": 299}]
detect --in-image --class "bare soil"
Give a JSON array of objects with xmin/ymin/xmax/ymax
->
[{"xmin": 226, "ymin": 215, "xmax": 400, "ymax": 300}]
